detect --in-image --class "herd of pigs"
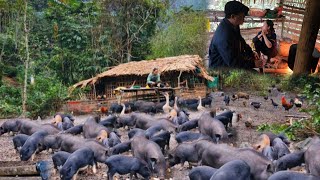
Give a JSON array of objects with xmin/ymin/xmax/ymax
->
[{"xmin": 0, "ymin": 92, "xmax": 320, "ymax": 180}]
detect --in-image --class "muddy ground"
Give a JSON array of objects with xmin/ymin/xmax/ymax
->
[{"xmin": 0, "ymin": 91, "xmax": 309, "ymax": 179}]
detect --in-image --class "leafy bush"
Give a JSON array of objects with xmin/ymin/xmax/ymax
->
[
  {"xmin": 27, "ymin": 75, "xmax": 68, "ymax": 118},
  {"xmin": 280, "ymin": 74, "xmax": 320, "ymax": 93},
  {"xmin": 148, "ymin": 9, "xmax": 208, "ymax": 59},
  {"xmin": 0, "ymin": 85, "xmax": 22, "ymax": 118}
]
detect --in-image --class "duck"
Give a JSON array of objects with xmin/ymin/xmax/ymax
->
[
  {"xmin": 197, "ymin": 96, "xmax": 206, "ymax": 111},
  {"xmin": 162, "ymin": 92, "xmax": 172, "ymax": 114}
]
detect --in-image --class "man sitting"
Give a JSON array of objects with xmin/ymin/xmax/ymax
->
[
  {"xmin": 208, "ymin": 1, "xmax": 262, "ymax": 69},
  {"xmin": 147, "ymin": 68, "xmax": 164, "ymax": 88}
]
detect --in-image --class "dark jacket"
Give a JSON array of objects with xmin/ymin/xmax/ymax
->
[
  {"xmin": 252, "ymin": 31, "xmax": 278, "ymax": 58},
  {"xmin": 209, "ymin": 18, "xmax": 255, "ymax": 69}
]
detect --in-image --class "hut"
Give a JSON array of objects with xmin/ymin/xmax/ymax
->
[{"xmin": 69, "ymin": 55, "xmax": 214, "ymax": 105}]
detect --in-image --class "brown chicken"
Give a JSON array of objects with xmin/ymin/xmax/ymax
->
[
  {"xmin": 281, "ymin": 96, "xmax": 293, "ymax": 111},
  {"xmin": 100, "ymin": 106, "xmax": 108, "ymax": 114}
]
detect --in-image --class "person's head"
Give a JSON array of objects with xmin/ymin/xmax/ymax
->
[
  {"xmin": 225, "ymin": 1, "xmax": 249, "ymax": 26},
  {"xmin": 262, "ymin": 20, "xmax": 275, "ymax": 33},
  {"xmin": 152, "ymin": 68, "xmax": 158, "ymax": 75}
]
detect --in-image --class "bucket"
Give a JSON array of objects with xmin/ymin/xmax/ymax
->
[{"xmin": 207, "ymin": 77, "xmax": 218, "ymax": 89}]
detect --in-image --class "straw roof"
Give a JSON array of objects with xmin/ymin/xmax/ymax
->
[{"xmin": 70, "ymin": 55, "xmax": 213, "ymax": 91}]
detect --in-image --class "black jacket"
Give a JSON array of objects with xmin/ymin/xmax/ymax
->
[{"xmin": 209, "ymin": 18, "xmax": 255, "ymax": 69}]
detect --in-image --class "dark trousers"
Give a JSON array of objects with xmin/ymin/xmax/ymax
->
[
  {"xmin": 253, "ymin": 38, "xmax": 277, "ymax": 61},
  {"xmin": 288, "ymin": 44, "xmax": 319, "ymax": 72},
  {"xmin": 147, "ymin": 82, "xmax": 164, "ymax": 88}
]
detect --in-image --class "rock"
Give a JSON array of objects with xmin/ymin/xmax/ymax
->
[
  {"xmin": 210, "ymin": 92, "xmax": 224, "ymax": 97},
  {"xmin": 239, "ymin": 142, "xmax": 252, "ymax": 148},
  {"xmin": 293, "ymin": 137, "xmax": 313, "ymax": 151}
]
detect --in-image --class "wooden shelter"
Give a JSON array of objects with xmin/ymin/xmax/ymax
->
[{"xmin": 70, "ymin": 55, "xmax": 214, "ymax": 102}]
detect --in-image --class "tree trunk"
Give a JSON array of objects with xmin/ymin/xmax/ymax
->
[
  {"xmin": 293, "ymin": 0, "xmax": 320, "ymax": 75},
  {"xmin": 22, "ymin": 0, "xmax": 29, "ymax": 117}
]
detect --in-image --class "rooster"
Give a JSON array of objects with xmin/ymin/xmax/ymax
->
[
  {"xmin": 100, "ymin": 106, "xmax": 108, "ymax": 114},
  {"xmin": 281, "ymin": 96, "xmax": 294, "ymax": 111}
]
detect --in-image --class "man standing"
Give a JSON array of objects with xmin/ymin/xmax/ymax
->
[{"xmin": 209, "ymin": 1, "xmax": 262, "ymax": 69}]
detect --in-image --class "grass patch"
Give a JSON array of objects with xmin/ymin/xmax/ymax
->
[{"xmin": 208, "ymin": 68, "xmax": 282, "ymax": 93}]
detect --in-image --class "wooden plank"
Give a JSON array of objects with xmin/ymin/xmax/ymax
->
[
  {"xmin": 282, "ymin": 12, "xmax": 304, "ymax": 19},
  {"xmin": 282, "ymin": 7, "xmax": 305, "ymax": 15},
  {"xmin": 285, "ymin": 19, "xmax": 303, "ymax": 25},
  {"xmin": 283, "ymin": 26, "xmax": 302, "ymax": 34},
  {"xmin": 283, "ymin": 4, "xmax": 305, "ymax": 11},
  {"xmin": 0, "ymin": 165, "xmax": 39, "ymax": 176}
]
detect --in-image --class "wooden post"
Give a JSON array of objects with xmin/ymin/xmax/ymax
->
[
  {"xmin": 177, "ymin": 71, "xmax": 182, "ymax": 88},
  {"xmin": 293, "ymin": 0, "xmax": 320, "ymax": 75}
]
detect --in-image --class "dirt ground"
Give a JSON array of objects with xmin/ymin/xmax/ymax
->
[{"xmin": 0, "ymin": 91, "xmax": 309, "ymax": 179}]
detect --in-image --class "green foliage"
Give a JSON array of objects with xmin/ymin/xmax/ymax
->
[
  {"xmin": 0, "ymin": 74, "xmax": 68, "ymax": 119},
  {"xmin": 257, "ymin": 122, "xmax": 296, "ymax": 141},
  {"xmin": 280, "ymin": 74, "xmax": 320, "ymax": 93},
  {"xmin": 101, "ymin": 0, "xmax": 168, "ymax": 62},
  {"xmin": 148, "ymin": 9, "xmax": 208, "ymax": 59},
  {"xmin": 27, "ymin": 74, "xmax": 68, "ymax": 118},
  {"xmin": 0, "ymin": 85, "xmax": 21, "ymax": 118}
]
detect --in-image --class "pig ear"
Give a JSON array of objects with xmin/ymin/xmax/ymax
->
[
  {"xmin": 256, "ymin": 145, "xmax": 261, "ymax": 150},
  {"xmin": 267, "ymin": 163, "xmax": 274, "ymax": 173},
  {"xmin": 150, "ymin": 158, "xmax": 157, "ymax": 170}
]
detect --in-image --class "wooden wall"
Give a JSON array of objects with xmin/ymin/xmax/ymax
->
[
  {"xmin": 83, "ymin": 71, "xmax": 207, "ymax": 102},
  {"xmin": 276, "ymin": 0, "xmax": 320, "ymax": 47}
]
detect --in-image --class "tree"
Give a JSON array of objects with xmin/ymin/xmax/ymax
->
[
  {"xmin": 293, "ymin": 0, "xmax": 320, "ymax": 75},
  {"xmin": 22, "ymin": 0, "xmax": 30, "ymax": 117},
  {"xmin": 100, "ymin": 0, "xmax": 168, "ymax": 63},
  {"xmin": 149, "ymin": 9, "xmax": 208, "ymax": 59}
]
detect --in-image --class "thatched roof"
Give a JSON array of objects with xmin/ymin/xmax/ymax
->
[{"xmin": 70, "ymin": 55, "xmax": 213, "ymax": 91}]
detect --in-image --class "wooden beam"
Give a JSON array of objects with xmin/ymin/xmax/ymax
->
[
  {"xmin": 282, "ymin": 7, "xmax": 305, "ymax": 15},
  {"xmin": 293, "ymin": 0, "xmax": 320, "ymax": 75},
  {"xmin": 282, "ymin": 4, "xmax": 305, "ymax": 11},
  {"xmin": 0, "ymin": 165, "xmax": 39, "ymax": 176}
]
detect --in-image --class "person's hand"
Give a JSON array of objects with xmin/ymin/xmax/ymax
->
[
  {"xmin": 253, "ymin": 51, "xmax": 260, "ymax": 60},
  {"xmin": 254, "ymin": 59, "xmax": 263, "ymax": 68},
  {"xmin": 261, "ymin": 29, "xmax": 268, "ymax": 36}
]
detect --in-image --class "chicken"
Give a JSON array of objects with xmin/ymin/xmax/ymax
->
[
  {"xmin": 250, "ymin": 102, "xmax": 261, "ymax": 110},
  {"xmin": 231, "ymin": 95, "xmax": 238, "ymax": 101},
  {"xmin": 100, "ymin": 106, "xmax": 108, "ymax": 114},
  {"xmin": 270, "ymin": 99, "xmax": 278, "ymax": 108},
  {"xmin": 243, "ymin": 101, "xmax": 247, "ymax": 107},
  {"xmin": 264, "ymin": 96, "xmax": 268, "ymax": 101},
  {"xmin": 223, "ymin": 95, "xmax": 230, "ymax": 106},
  {"xmin": 245, "ymin": 117, "xmax": 253, "ymax": 128},
  {"xmin": 281, "ymin": 96, "xmax": 294, "ymax": 111},
  {"xmin": 294, "ymin": 98, "xmax": 302, "ymax": 108},
  {"xmin": 236, "ymin": 92, "xmax": 249, "ymax": 99}
]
